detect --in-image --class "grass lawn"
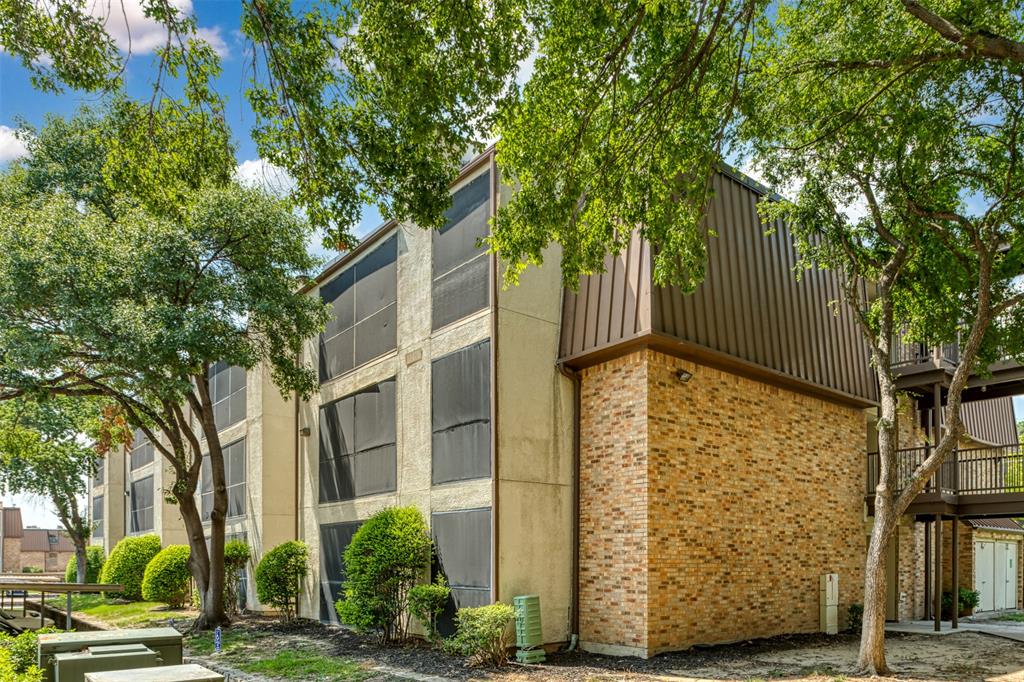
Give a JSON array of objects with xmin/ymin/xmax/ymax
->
[
  {"xmin": 186, "ymin": 628, "xmax": 370, "ymax": 681},
  {"xmin": 67, "ymin": 594, "xmax": 196, "ymax": 628},
  {"xmin": 992, "ymin": 611, "xmax": 1024, "ymax": 622}
]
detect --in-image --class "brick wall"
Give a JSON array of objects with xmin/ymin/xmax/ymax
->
[
  {"xmin": 2, "ymin": 537, "xmax": 21, "ymax": 572},
  {"xmin": 578, "ymin": 349, "xmax": 868, "ymax": 656},
  {"xmin": 578, "ymin": 352, "xmax": 650, "ymax": 654}
]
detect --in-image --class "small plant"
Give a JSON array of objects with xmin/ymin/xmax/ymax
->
[
  {"xmin": 19, "ymin": 566, "xmax": 42, "ymax": 574},
  {"xmin": 65, "ymin": 546, "xmax": 105, "ymax": 584},
  {"xmin": 223, "ymin": 540, "xmax": 251, "ymax": 615},
  {"xmin": 255, "ymin": 540, "xmax": 308, "ymax": 620},
  {"xmin": 942, "ymin": 587, "xmax": 981, "ymax": 618},
  {"xmin": 408, "ymin": 576, "xmax": 450, "ymax": 643},
  {"xmin": 443, "ymin": 603, "xmax": 515, "ymax": 666},
  {"xmin": 142, "ymin": 545, "xmax": 192, "ymax": 607},
  {"xmin": 99, "ymin": 535, "xmax": 161, "ymax": 601},
  {"xmin": 0, "ymin": 647, "xmax": 42, "ymax": 682},
  {"xmin": 0, "ymin": 627, "xmax": 59, "ymax": 674},
  {"xmin": 846, "ymin": 603, "xmax": 863, "ymax": 634},
  {"xmin": 335, "ymin": 507, "xmax": 433, "ymax": 645}
]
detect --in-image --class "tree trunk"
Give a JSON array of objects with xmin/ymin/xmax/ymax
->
[
  {"xmin": 175, "ymin": 485, "xmax": 227, "ymax": 629},
  {"xmin": 74, "ymin": 540, "xmax": 88, "ymax": 583}
]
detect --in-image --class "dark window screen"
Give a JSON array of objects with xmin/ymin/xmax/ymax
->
[
  {"xmin": 92, "ymin": 495, "xmax": 104, "ymax": 538},
  {"xmin": 130, "ymin": 476, "xmax": 154, "ymax": 533},
  {"xmin": 432, "ymin": 171, "xmax": 491, "ymax": 330},
  {"xmin": 130, "ymin": 429, "xmax": 154, "ymax": 470},
  {"xmin": 319, "ymin": 379, "xmax": 397, "ymax": 502},
  {"xmin": 319, "ymin": 235, "xmax": 398, "ymax": 382},
  {"xmin": 208, "ymin": 362, "xmax": 246, "ymax": 432},
  {"xmin": 95, "ymin": 456, "xmax": 105, "ymax": 485},
  {"xmin": 199, "ymin": 439, "xmax": 246, "ymax": 521},
  {"xmin": 318, "ymin": 521, "xmax": 362, "ymax": 622},
  {"xmin": 432, "ymin": 508, "xmax": 491, "ymax": 636},
  {"xmin": 432, "ymin": 341, "xmax": 491, "ymax": 484}
]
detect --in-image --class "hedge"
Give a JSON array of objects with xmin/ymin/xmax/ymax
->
[
  {"xmin": 99, "ymin": 535, "xmax": 161, "ymax": 600},
  {"xmin": 254, "ymin": 540, "xmax": 307, "ymax": 620},
  {"xmin": 64, "ymin": 546, "xmax": 105, "ymax": 584},
  {"xmin": 141, "ymin": 545, "xmax": 192, "ymax": 607}
]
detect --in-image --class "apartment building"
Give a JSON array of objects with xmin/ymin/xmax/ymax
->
[
  {"xmin": 0, "ymin": 505, "xmax": 76, "ymax": 573},
  {"xmin": 89, "ymin": 148, "xmax": 1023, "ymax": 656}
]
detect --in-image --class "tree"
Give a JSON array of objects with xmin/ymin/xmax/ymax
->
[
  {"xmin": 0, "ymin": 397, "xmax": 114, "ymax": 583},
  {"xmin": 0, "ymin": 109, "xmax": 326, "ymax": 628}
]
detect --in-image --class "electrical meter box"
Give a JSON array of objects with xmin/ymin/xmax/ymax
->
[{"xmin": 38, "ymin": 628, "xmax": 182, "ymax": 682}]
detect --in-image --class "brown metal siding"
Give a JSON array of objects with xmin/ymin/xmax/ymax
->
[
  {"xmin": 558, "ymin": 231, "xmax": 652, "ymax": 358},
  {"xmin": 961, "ymin": 396, "xmax": 1018, "ymax": 446},
  {"xmin": 2, "ymin": 508, "xmax": 22, "ymax": 538},
  {"xmin": 560, "ymin": 171, "xmax": 878, "ymax": 404},
  {"xmin": 20, "ymin": 529, "xmax": 75, "ymax": 552}
]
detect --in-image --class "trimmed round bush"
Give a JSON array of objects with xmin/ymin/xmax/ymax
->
[
  {"xmin": 142, "ymin": 545, "xmax": 192, "ymax": 607},
  {"xmin": 99, "ymin": 535, "xmax": 161, "ymax": 600},
  {"xmin": 335, "ymin": 506, "xmax": 433, "ymax": 644},
  {"xmin": 64, "ymin": 546, "xmax": 105, "ymax": 584},
  {"xmin": 254, "ymin": 540, "xmax": 308, "ymax": 620}
]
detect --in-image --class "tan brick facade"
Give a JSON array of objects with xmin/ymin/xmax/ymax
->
[{"xmin": 579, "ymin": 349, "xmax": 868, "ymax": 657}]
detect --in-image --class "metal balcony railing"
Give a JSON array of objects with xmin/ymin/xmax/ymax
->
[
  {"xmin": 866, "ymin": 444, "xmax": 1024, "ymax": 497},
  {"xmin": 889, "ymin": 340, "xmax": 960, "ymax": 368}
]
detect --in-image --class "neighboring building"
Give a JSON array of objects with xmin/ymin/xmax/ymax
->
[
  {"xmin": 89, "ymin": 148, "xmax": 1024, "ymax": 655},
  {"xmin": 0, "ymin": 504, "xmax": 75, "ymax": 573}
]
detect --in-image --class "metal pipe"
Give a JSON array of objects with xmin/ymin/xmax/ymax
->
[
  {"xmin": 556, "ymin": 362, "xmax": 581, "ymax": 640},
  {"xmin": 934, "ymin": 514, "xmax": 942, "ymax": 632},
  {"xmin": 489, "ymin": 150, "xmax": 500, "ymax": 604}
]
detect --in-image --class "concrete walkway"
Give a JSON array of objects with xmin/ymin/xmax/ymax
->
[{"xmin": 887, "ymin": 618, "xmax": 1024, "ymax": 642}]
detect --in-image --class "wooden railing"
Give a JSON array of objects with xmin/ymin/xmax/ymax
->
[{"xmin": 866, "ymin": 444, "xmax": 1024, "ymax": 497}]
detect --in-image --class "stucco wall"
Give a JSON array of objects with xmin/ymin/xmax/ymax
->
[{"xmin": 578, "ymin": 349, "xmax": 868, "ymax": 657}]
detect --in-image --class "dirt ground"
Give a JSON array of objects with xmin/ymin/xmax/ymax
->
[{"xmin": 183, "ymin": 618, "xmax": 1024, "ymax": 682}]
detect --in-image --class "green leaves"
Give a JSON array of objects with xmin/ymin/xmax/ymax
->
[
  {"xmin": 492, "ymin": 0, "xmax": 757, "ymax": 291},
  {"xmin": 242, "ymin": 0, "xmax": 530, "ymax": 249}
]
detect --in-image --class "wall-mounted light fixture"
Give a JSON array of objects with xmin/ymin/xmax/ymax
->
[
  {"xmin": 676, "ymin": 368, "xmax": 693, "ymax": 383},
  {"xmin": 299, "ymin": 426, "xmax": 312, "ymax": 437}
]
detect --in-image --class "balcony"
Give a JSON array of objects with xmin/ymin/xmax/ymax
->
[
  {"xmin": 866, "ymin": 444, "xmax": 1024, "ymax": 517},
  {"xmin": 891, "ymin": 338, "xmax": 1024, "ymax": 403}
]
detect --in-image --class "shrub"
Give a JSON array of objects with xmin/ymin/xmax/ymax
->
[
  {"xmin": 846, "ymin": 603, "xmax": 863, "ymax": 634},
  {"xmin": 19, "ymin": 567, "xmax": 42, "ymax": 574},
  {"xmin": 335, "ymin": 507, "xmax": 433, "ymax": 644},
  {"xmin": 941, "ymin": 587, "xmax": 981, "ymax": 618},
  {"xmin": 443, "ymin": 603, "xmax": 515, "ymax": 666},
  {"xmin": 64, "ymin": 547, "xmax": 105, "ymax": 584},
  {"xmin": 223, "ymin": 540, "xmax": 251, "ymax": 615},
  {"xmin": 0, "ymin": 627, "xmax": 58, "ymax": 675},
  {"xmin": 255, "ymin": 541, "xmax": 308, "ymax": 620},
  {"xmin": 408, "ymin": 576, "xmax": 450, "ymax": 643},
  {"xmin": 0, "ymin": 647, "xmax": 42, "ymax": 682},
  {"xmin": 99, "ymin": 535, "xmax": 161, "ymax": 601},
  {"xmin": 142, "ymin": 545, "xmax": 192, "ymax": 607}
]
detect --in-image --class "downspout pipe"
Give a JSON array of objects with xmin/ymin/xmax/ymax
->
[
  {"xmin": 489, "ymin": 151, "xmax": 500, "ymax": 604},
  {"xmin": 556, "ymin": 361, "xmax": 581, "ymax": 643}
]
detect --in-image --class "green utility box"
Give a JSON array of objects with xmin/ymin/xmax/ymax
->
[
  {"xmin": 84, "ymin": 664, "xmax": 223, "ymax": 682},
  {"xmin": 54, "ymin": 644, "xmax": 161, "ymax": 682},
  {"xmin": 513, "ymin": 594, "xmax": 545, "ymax": 664},
  {"xmin": 38, "ymin": 628, "xmax": 182, "ymax": 682}
]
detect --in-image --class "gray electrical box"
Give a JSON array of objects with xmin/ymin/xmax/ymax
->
[
  {"xmin": 84, "ymin": 664, "xmax": 223, "ymax": 682},
  {"xmin": 54, "ymin": 644, "xmax": 161, "ymax": 682},
  {"xmin": 38, "ymin": 628, "xmax": 182, "ymax": 682}
]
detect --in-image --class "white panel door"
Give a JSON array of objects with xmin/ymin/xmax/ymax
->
[
  {"xmin": 994, "ymin": 543, "xmax": 1008, "ymax": 610},
  {"xmin": 976, "ymin": 541, "xmax": 995, "ymax": 612},
  {"xmin": 1004, "ymin": 542, "xmax": 1018, "ymax": 610}
]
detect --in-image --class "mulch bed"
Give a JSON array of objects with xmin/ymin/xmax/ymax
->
[{"xmin": 185, "ymin": 616, "xmax": 875, "ymax": 681}]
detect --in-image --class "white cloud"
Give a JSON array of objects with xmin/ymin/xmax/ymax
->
[
  {"xmin": 84, "ymin": 0, "xmax": 227, "ymax": 57},
  {"xmin": 0, "ymin": 126, "xmax": 28, "ymax": 164},
  {"xmin": 234, "ymin": 158, "xmax": 296, "ymax": 198}
]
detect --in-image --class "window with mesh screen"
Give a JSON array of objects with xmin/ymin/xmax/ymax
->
[
  {"xmin": 319, "ymin": 235, "xmax": 398, "ymax": 383},
  {"xmin": 432, "ymin": 508, "xmax": 491, "ymax": 636},
  {"xmin": 207, "ymin": 362, "xmax": 247, "ymax": 433},
  {"xmin": 130, "ymin": 476, "xmax": 154, "ymax": 533},
  {"xmin": 431, "ymin": 340, "xmax": 490, "ymax": 484},
  {"xmin": 199, "ymin": 439, "xmax": 246, "ymax": 521},
  {"xmin": 318, "ymin": 520, "xmax": 362, "ymax": 622},
  {"xmin": 92, "ymin": 495, "xmax": 104, "ymax": 538},
  {"xmin": 432, "ymin": 171, "xmax": 490, "ymax": 331},
  {"xmin": 95, "ymin": 456, "xmax": 105, "ymax": 486},
  {"xmin": 130, "ymin": 429, "xmax": 154, "ymax": 470},
  {"xmin": 319, "ymin": 379, "xmax": 397, "ymax": 503}
]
